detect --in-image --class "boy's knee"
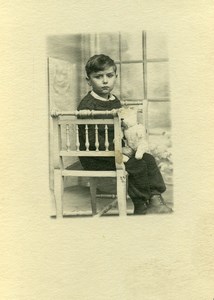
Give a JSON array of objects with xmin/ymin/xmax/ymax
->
[
  {"xmin": 159, "ymin": 185, "xmax": 166, "ymax": 193},
  {"xmin": 143, "ymin": 153, "xmax": 156, "ymax": 164},
  {"xmin": 125, "ymin": 157, "xmax": 147, "ymax": 174}
]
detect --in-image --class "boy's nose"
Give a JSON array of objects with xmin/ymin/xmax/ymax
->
[{"xmin": 102, "ymin": 75, "xmax": 108, "ymax": 84}]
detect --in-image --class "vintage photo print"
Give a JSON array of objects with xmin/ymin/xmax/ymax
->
[
  {"xmin": 2, "ymin": 1, "xmax": 214, "ymax": 299},
  {"xmin": 47, "ymin": 31, "xmax": 173, "ymax": 218}
]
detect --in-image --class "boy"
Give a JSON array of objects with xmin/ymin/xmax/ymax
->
[{"xmin": 77, "ymin": 54, "xmax": 172, "ymax": 215}]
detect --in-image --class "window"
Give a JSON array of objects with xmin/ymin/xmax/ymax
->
[{"xmin": 89, "ymin": 31, "xmax": 171, "ymax": 139}]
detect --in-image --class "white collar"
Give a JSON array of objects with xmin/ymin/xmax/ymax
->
[{"xmin": 91, "ymin": 90, "xmax": 115, "ymax": 101}]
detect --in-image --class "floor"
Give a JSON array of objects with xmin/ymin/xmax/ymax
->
[{"xmin": 51, "ymin": 182, "xmax": 173, "ymax": 218}]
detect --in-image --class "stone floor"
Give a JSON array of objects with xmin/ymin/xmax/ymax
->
[{"xmin": 51, "ymin": 183, "xmax": 173, "ymax": 218}]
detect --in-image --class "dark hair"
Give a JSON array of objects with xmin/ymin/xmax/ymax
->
[{"xmin": 85, "ymin": 54, "xmax": 117, "ymax": 77}]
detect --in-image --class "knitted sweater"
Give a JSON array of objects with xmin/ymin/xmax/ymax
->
[{"xmin": 78, "ymin": 91, "xmax": 121, "ymax": 111}]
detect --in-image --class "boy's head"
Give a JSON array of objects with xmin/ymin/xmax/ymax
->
[
  {"xmin": 85, "ymin": 54, "xmax": 117, "ymax": 78},
  {"xmin": 85, "ymin": 54, "xmax": 118, "ymax": 99}
]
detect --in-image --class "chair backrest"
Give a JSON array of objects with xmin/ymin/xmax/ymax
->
[{"xmin": 51, "ymin": 109, "xmax": 124, "ymax": 171}]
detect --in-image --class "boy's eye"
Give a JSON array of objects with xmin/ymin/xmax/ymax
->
[{"xmin": 93, "ymin": 73, "xmax": 115, "ymax": 79}]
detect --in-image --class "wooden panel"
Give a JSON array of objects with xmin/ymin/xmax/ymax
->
[
  {"xmin": 48, "ymin": 57, "xmax": 77, "ymax": 111},
  {"xmin": 60, "ymin": 151, "xmax": 115, "ymax": 157},
  {"xmin": 62, "ymin": 170, "xmax": 117, "ymax": 177},
  {"xmin": 48, "ymin": 58, "xmax": 77, "ymax": 191}
]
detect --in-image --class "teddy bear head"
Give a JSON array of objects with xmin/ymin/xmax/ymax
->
[
  {"xmin": 118, "ymin": 107, "xmax": 149, "ymax": 160},
  {"xmin": 119, "ymin": 107, "xmax": 138, "ymax": 129}
]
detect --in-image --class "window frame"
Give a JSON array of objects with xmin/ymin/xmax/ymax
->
[{"xmin": 115, "ymin": 31, "xmax": 170, "ymax": 137}]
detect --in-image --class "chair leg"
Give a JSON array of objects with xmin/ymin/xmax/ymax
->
[
  {"xmin": 116, "ymin": 170, "xmax": 127, "ymax": 216},
  {"xmin": 54, "ymin": 169, "xmax": 64, "ymax": 218},
  {"xmin": 89, "ymin": 178, "xmax": 97, "ymax": 215}
]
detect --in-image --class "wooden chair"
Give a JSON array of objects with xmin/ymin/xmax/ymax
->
[{"xmin": 51, "ymin": 109, "xmax": 127, "ymax": 218}]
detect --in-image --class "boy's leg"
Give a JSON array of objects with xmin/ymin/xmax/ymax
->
[
  {"xmin": 125, "ymin": 158, "xmax": 151, "ymax": 214},
  {"xmin": 142, "ymin": 153, "xmax": 166, "ymax": 195},
  {"xmin": 142, "ymin": 153, "xmax": 173, "ymax": 214}
]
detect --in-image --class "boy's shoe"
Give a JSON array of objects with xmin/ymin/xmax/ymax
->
[
  {"xmin": 147, "ymin": 195, "xmax": 173, "ymax": 214},
  {"xmin": 133, "ymin": 202, "xmax": 148, "ymax": 215}
]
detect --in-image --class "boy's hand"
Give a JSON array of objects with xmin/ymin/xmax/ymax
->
[{"xmin": 122, "ymin": 146, "xmax": 134, "ymax": 158}]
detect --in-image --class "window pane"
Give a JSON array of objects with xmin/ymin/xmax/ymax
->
[
  {"xmin": 147, "ymin": 62, "xmax": 169, "ymax": 98},
  {"xmin": 121, "ymin": 63, "xmax": 144, "ymax": 99},
  {"xmin": 148, "ymin": 101, "xmax": 171, "ymax": 133},
  {"xmin": 147, "ymin": 31, "xmax": 168, "ymax": 59},
  {"xmin": 97, "ymin": 33, "xmax": 119, "ymax": 61},
  {"xmin": 120, "ymin": 32, "xmax": 142, "ymax": 61}
]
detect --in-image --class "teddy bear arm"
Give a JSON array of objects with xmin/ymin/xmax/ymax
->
[{"xmin": 135, "ymin": 140, "xmax": 149, "ymax": 160}]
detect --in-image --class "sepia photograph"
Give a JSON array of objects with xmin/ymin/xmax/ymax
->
[
  {"xmin": 1, "ymin": 1, "xmax": 214, "ymax": 299},
  {"xmin": 47, "ymin": 31, "xmax": 173, "ymax": 218}
]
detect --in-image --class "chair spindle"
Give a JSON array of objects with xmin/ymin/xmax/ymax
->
[
  {"xmin": 95, "ymin": 125, "xmax": 99, "ymax": 151},
  {"xmin": 105, "ymin": 124, "xmax": 109, "ymax": 151},
  {"xmin": 66, "ymin": 124, "xmax": 71, "ymax": 151},
  {"xmin": 75, "ymin": 124, "xmax": 80, "ymax": 151},
  {"xmin": 85, "ymin": 124, "xmax": 89, "ymax": 151}
]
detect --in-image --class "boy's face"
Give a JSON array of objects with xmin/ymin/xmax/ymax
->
[{"xmin": 87, "ymin": 66, "xmax": 117, "ymax": 99}]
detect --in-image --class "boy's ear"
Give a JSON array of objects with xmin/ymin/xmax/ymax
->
[{"xmin": 86, "ymin": 77, "xmax": 91, "ymax": 86}]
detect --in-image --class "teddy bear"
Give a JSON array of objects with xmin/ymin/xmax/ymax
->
[{"xmin": 118, "ymin": 107, "xmax": 149, "ymax": 162}]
